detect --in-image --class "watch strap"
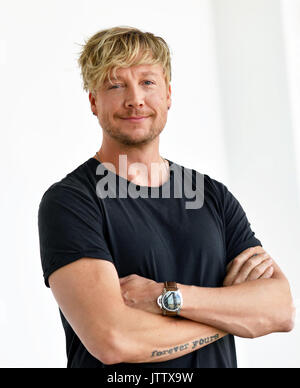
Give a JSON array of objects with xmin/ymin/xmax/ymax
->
[
  {"xmin": 164, "ymin": 281, "xmax": 178, "ymax": 291},
  {"xmin": 162, "ymin": 309, "xmax": 178, "ymax": 316},
  {"xmin": 162, "ymin": 281, "xmax": 180, "ymax": 316}
]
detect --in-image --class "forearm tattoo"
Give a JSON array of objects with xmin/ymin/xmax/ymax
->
[{"xmin": 150, "ymin": 333, "xmax": 220, "ymax": 358}]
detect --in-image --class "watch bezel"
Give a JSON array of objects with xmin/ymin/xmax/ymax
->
[{"xmin": 157, "ymin": 289, "xmax": 183, "ymax": 312}]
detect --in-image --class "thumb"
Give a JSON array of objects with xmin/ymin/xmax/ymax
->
[{"xmin": 119, "ymin": 276, "xmax": 129, "ymax": 285}]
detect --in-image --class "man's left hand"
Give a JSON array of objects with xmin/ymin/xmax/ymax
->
[
  {"xmin": 223, "ymin": 246, "xmax": 274, "ymax": 287},
  {"xmin": 119, "ymin": 274, "xmax": 163, "ymax": 314}
]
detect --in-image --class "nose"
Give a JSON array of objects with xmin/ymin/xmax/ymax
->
[{"xmin": 124, "ymin": 84, "xmax": 145, "ymax": 109}]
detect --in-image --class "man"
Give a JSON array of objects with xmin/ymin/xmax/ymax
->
[{"xmin": 38, "ymin": 26, "xmax": 295, "ymax": 368}]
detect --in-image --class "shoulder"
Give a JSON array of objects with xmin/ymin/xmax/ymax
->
[
  {"xmin": 38, "ymin": 158, "xmax": 100, "ymax": 213},
  {"xmin": 203, "ymin": 174, "xmax": 231, "ymax": 204},
  {"xmin": 180, "ymin": 161, "xmax": 229, "ymax": 200},
  {"xmin": 171, "ymin": 160, "xmax": 227, "ymax": 190},
  {"xmin": 170, "ymin": 159, "xmax": 230, "ymax": 211}
]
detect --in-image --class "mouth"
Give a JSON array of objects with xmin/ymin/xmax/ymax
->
[{"xmin": 120, "ymin": 116, "xmax": 149, "ymax": 123}]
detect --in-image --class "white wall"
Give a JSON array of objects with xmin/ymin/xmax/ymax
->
[
  {"xmin": 211, "ymin": 0, "xmax": 300, "ymax": 367},
  {"xmin": 0, "ymin": 0, "xmax": 298, "ymax": 367}
]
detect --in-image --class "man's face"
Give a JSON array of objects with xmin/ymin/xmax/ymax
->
[{"xmin": 89, "ymin": 63, "xmax": 171, "ymax": 146}]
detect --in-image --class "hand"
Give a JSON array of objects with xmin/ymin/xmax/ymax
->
[
  {"xmin": 223, "ymin": 246, "xmax": 274, "ymax": 287},
  {"xmin": 119, "ymin": 274, "xmax": 163, "ymax": 314}
]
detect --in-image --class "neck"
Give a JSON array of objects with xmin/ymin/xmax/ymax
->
[{"xmin": 93, "ymin": 147, "xmax": 169, "ymax": 187}]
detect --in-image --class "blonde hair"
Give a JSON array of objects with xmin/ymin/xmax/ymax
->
[{"xmin": 77, "ymin": 26, "xmax": 172, "ymax": 93}]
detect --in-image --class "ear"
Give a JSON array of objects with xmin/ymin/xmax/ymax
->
[
  {"xmin": 167, "ymin": 84, "xmax": 172, "ymax": 110},
  {"xmin": 89, "ymin": 91, "xmax": 98, "ymax": 116}
]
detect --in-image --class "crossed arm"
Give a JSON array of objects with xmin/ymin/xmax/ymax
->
[
  {"xmin": 49, "ymin": 246, "xmax": 295, "ymax": 365},
  {"xmin": 120, "ymin": 246, "xmax": 295, "ymax": 338}
]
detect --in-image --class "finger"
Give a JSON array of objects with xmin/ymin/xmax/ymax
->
[
  {"xmin": 233, "ymin": 252, "xmax": 270, "ymax": 284},
  {"xmin": 223, "ymin": 262, "xmax": 235, "ymax": 286},
  {"xmin": 226, "ymin": 259, "xmax": 234, "ymax": 272},
  {"xmin": 225, "ymin": 246, "xmax": 265, "ymax": 283},
  {"xmin": 119, "ymin": 276, "xmax": 130, "ymax": 285},
  {"xmin": 224, "ymin": 246, "xmax": 265, "ymax": 286},
  {"xmin": 246, "ymin": 258, "xmax": 273, "ymax": 281},
  {"xmin": 260, "ymin": 265, "xmax": 274, "ymax": 279}
]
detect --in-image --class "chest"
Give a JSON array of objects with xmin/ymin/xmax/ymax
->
[{"xmin": 102, "ymin": 197, "xmax": 227, "ymax": 286}]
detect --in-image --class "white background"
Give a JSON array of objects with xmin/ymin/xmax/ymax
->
[{"xmin": 0, "ymin": 0, "xmax": 299, "ymax": 368}]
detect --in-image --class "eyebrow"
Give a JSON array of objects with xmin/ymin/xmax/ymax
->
[
  {"xmin": 105, "ymin": 71, "xmax": 159, "ymax": 84},
  {"xmin": 139, "ymin": 71, "xmax": 159, "ymax": 77}
]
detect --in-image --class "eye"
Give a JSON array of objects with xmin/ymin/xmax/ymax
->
[
  {"xmin": 109, "ymin": 80, "xmax": 155, "ymax": 89},
  {"xmin": 109, "ymin": 84, "xmax": 122, "ymax": 89},
  {"xmin": 144, "ymin": 81, "xmax": 155, "ymax": 86}
]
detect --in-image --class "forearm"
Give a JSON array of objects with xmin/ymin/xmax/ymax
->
[
  {"xmin": 178, "ymin": 278, "xmax": 294, "ymax": 338},
  {"xmin": 112, "ymin": 304, "xmax": 227, "ymax": 364}
]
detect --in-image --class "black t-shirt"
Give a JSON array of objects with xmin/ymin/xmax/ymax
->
[{"xmin": 38, "ymin": 157, "xmax": 262, "ymax": 368}]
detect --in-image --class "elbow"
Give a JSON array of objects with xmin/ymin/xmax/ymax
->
[
  {"xmin": 239, "ymin": 282, "xmax": 296, "ymax": 339},
  {"xmin": 262, "ymin": 283, "xmax": 296, "ymax": 336},
  {"xmin": 257, "ymin": 301, "xmax": 296, "ymax": 337},
  {"xmin": 277, "ymin": 281, "xmax": 296, "ymax": 333},
  {"xmin": 243, "ymin": 303, "xmax": 296, "ymax": 339},
  {"xmin": 274, "ymin": 289, "xmax": 296, "ymax": 333},
  {"xmin": 88, "ymin": 328, "xmax": 125, "ymax": 366},
  {"xmin": 279, "ymin": 301, "xmax": 296, "ymax": 333},
  {"xmin": 89, "ymin": 305, "xmax": 135, "ymax": 365}
]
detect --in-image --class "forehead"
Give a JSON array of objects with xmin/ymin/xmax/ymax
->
[{"xmin": 107, "ymin": 63, "xmax": 164, "ymax": 81}]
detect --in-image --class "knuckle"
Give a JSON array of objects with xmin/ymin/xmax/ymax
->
[
  {"xmin": 234, "ymin": 256, "xmax": 243, "ymax": 266},
  {"xmin": 247, "ymin": 247, "xmax": 258, "ymax": 255},
  {"xmin": 249, "ymin": 256, "xmax": 257, "ymax": 264},
  {"xmin": 265, "ymin": 266, "xmax": 274, "ymax": 275},
  {"xmin": 243, "ymin": 262, "xmax": 252, "ymax": 272},
  {"xmin": 251, "ymin": 267, "xmax": 262, "ymax": 277},
  {"xmin": 245, "ymin": 257, "xmax": 258, "ymax": 269},
  {"xmin": 233, "ymin": 278, "xmax": 242, "ymax": 285},
  {"xmin": 248, "ymin": 246, "xmax": 264, "ymax": 255}
]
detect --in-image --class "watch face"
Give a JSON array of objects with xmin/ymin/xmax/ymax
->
[{"xmin": 162, "ymin": 291, "xmax": 182, "ymax": 311}]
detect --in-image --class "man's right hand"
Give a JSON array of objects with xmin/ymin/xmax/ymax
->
[{"xmin": 223, "ymin": 246, "xmax": 274, "ymax": 287}]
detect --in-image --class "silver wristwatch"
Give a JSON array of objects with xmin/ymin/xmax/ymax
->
[{"xmin": 157, "ymin": 281, "xmax": 183, "ymax": 316}]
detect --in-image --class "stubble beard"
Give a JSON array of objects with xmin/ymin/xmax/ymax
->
[{"xmin": 102, "ymin": 119, "xmax": 165, "ymax": 146}]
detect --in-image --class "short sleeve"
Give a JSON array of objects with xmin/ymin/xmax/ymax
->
[
  {"xmin": 38, "ymin": 184, "xmax": 114, "ymax": 288},
  {"xmin": 221, "ymin": 183, "xmax": 262, "ymax": 264}
]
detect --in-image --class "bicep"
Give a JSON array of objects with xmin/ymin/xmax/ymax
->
[{"xmin": 48, "ymin": 258, "xmax": 125, "ymax": 364}]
